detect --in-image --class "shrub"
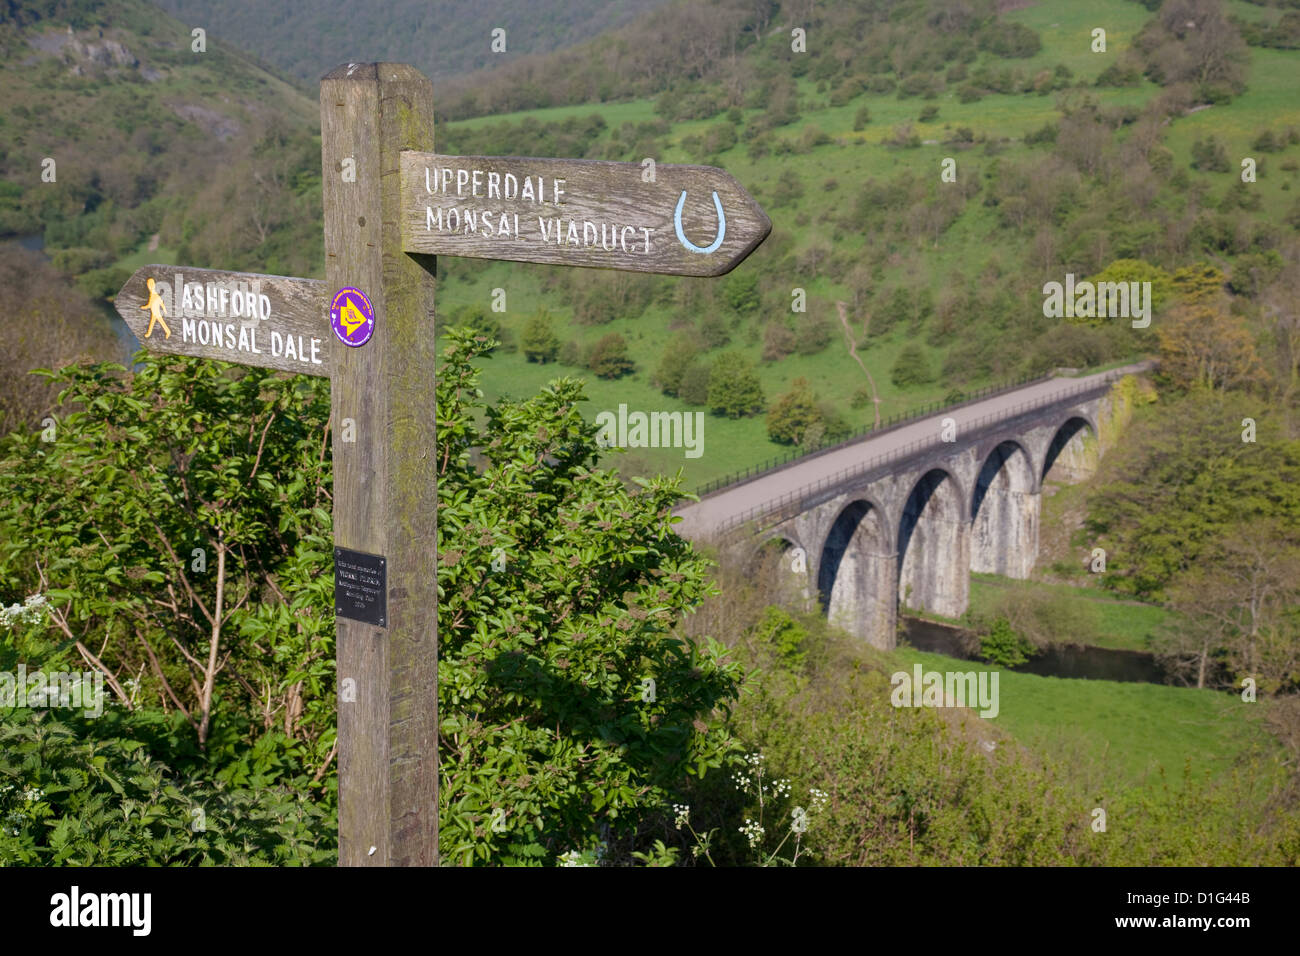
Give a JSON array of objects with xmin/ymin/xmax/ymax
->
[
  {"xmin": 586, "ymin": 333, "xmax": 635, "ymax": 379},
  {"xmin": 1191, "ymin": 137, "xmax": 1231, "ymax": 173},
  {"xmin": 890, "ymin": 344, "xmax": 934, "ymax": 387},
  {"xmin": 770, "ymin": 170, "xmax": 805, "ymax": 208},
  {"xmin": 766, "ymin": 377, "xmax": 820, "ymax": 444},
  {"xmin": 795, "ymin": 316, "xmax": 832, "ymax": 355},
  {"xmin": 655, "ymin": 333, "xmax": 701, "ymax": 396},
  {"xmin": 521, "ymin": 308, "xmax": 560, "ymax": 363},
  {"xmin": 707, "ymin": 352, "xmax": 765, "ymax": 418},
  {"xmin": 678, "ymin": 362, "xmax": 712, "ymax": 406},
  {"xmin": 724, "ymin": 271, "xmax": 762, "ymax": 315},
  {"xmin": 762, "ymin": 321, "xmax": 798, "ymax": 361},
  {"xmin": 978, "ymin": 617, "xmax": 1035, "ymax": 667}
]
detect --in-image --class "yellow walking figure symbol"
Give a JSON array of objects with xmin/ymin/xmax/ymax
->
[{"xmin": 141, "ymin": 276, "xmax": 171, "ymax": 340}]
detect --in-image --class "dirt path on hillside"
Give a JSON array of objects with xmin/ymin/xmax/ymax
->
[{"xmin": 836, "ymin": 300, "xmax": 881, "ymax": 428}]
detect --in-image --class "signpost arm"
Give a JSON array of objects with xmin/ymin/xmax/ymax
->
[{"xmin": 321, "ymin": 62, "xmax": 439, "ymax": 866}]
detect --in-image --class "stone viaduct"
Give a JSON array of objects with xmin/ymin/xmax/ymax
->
[{"xmin": 673, "ymin": 364, "xmax": 1151, "ymax": 650}]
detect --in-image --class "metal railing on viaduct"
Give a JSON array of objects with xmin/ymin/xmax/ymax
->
[{"xmin": 682, "ymin": 361, "xmax": 1153, "ymax": 538}]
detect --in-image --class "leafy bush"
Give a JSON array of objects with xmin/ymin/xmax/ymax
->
[
  {"xmin": 766, "ymin": 377, "xmax": 820, "ymax": 445},
  {"xmin": 707, "ymin": 352, "xmax": 765, "ymax": 419},
  {"xmin": 0, "ymin": 330, "xmax": 745, "ymax": 866},
  {"xmin": 890, "ymin": 344, "xmax": 933, "ymax": 387},
  {"xmin": 521, "ymin": 308, "xmax": 560, "ymax": 363},
  {"xmin": 585, "ymin": 333, "xmax": 634, "ymax": 378},
  {"xmin": 978, "ymin": 617, "xmax": 1034, "ymax": 667}
]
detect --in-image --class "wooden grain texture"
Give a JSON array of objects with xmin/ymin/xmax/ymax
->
[
  {"xmin": 113, "ymin": 266, "xmax": 331, "ymax": 376},
  {"xmin": 323, "ymin": 62, "xmax": 439, "ymax": 867},
  {"xmin": 400, "ymin": 152, "xmax": 770, "ymax": 276}
]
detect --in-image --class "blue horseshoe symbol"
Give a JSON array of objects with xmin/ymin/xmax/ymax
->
[{"xmin": 674, "ymin": 189, "xmax": 726, "ymax": 254}]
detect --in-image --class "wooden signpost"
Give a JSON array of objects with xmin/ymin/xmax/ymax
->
[
  {"xmin": 113, "ymin": 62, "xmax": 768, "ymax": 867},
  {"xmin": 399, "ymin": 153, "xmax": 770, "ymax": 276}
]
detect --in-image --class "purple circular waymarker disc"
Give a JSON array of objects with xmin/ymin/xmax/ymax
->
[{"xmin": 330, "ymin": 287, "xmax": 375, "ymax": 347}]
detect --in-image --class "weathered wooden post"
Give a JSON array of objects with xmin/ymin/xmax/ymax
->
[{"xmin": 320, "ymin": 63, "xmax": 439, "ymax": 867}]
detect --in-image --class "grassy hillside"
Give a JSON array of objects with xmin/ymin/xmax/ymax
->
[
  {"xmin": 0, "ymin": 0, "xmax": 322, "ymax": 287},
  {"xmin": 150, "ymin": 0, "xmax": 668, "ymax": 87},
  {"xmin": 426, "ymin": 0, "xmax": 1300, "ymax": 489},
  {"xmin": 4, "ymin": 0, "xmax": 1298, "ymax": 495},
  {"xmin": 892, "ymin": 647, "xmax": 1278, "ymax": 791}
]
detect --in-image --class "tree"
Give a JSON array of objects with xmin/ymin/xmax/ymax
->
[
  {"xmin": 654, "ymin": 334, "xmax": 700, "ymax": 396},
  {"xmin": 521, "ymin": 308, "xmax": 560, "ymax": 363},
  {"xmin": 1160, "ymin": 522, "xmax": 1300, "ymax": 692},
  {"xmin": 796, "ymin": 316, "xmax": 833, "ymax": 355},
  {"xmin": 724, "ymin": 270, "xmax": 761, "ymax": 315},
  {"xmin": 890, "ymin": 344, "xmax": 933, "ymax": 388},
  {"xmin": 1084, "ymin": 393, "xmax": 1300, "ymax": 600},
  {"xmin": 1086, "ymin": 259, "xmax": 1176, "ymax": 316},
  {"xmin": 586, "ymin": 333, "xmax": 634, "ymax": 379},
  {"xmin": 770, "ymin": 169, "xmax": 804, "ymax": 207},
  {"xmin": 1156, "ymin": 302, "xmax": 1266, "ymax": 392},
  {"xmin": 679, "ymin": 362, "xmax": 712, "ymax": 406},
  {"xmin": 761, "ymin": 320, "xmax": 798, "ymax": 361},
  {"xmin": 452, "ymin": 304, "xmax": 513, "ymax": 353},
  {"xmin": 766, "ymin": 377, "xmax": 820, "ymax": 444},
  {"xmin": 707, "ymin": 352, "xmax": 765, "ymax": 418}
]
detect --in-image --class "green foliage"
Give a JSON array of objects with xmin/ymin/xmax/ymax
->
[
  {"xmin": 1085, "ymin": 259, "xmax": 1175, "ymax": 315},
  {"xmin": 766, "ymin": 377, "xmax": 819, "ymax": 445},
  {"xmin": 451, "ymin": 305, "xmax": 515, "ymax": 353},
  {"xmin": 978, "ymin": 21, "xmax": 1041, "ymax": 59},
  {"xmin": 697, "ymin": 313, "xmax": 731, "ymax": 349},
  {"xmin": 796, "ymin": 316, "xmax": 832, "ymax": 356},
  {"xmin": 1191, "ymin": 136, "xmax": 1231, "ymax": 173},
  {"xmin": 0, "ymin": 355, "xmax": 337, "ymax": 757},
  {"xmin": 890, "ymin": 344, "xmax": 933, "ymax": 388},
  {"xmin": 0, "ymin": 330, "xmax": 743, "ymax": 865},
  {"xmin": 585, "ymin": 333, "xmax": 634, "ymax": 379},
  {"xmin": 521, "ymin": 308, "xmax": 561, "ymax": 363},
  {"xmin": 434, "ymin": 329, "xmax": 740, "ymax": 863},
  {"xmin": 724, "ymin": 271, "xmax": 761, "ymax": 315},
  {"xmin": 678, "ymin": 363, "xmax": 712, "ymax": 406},
  {"xmin": 653, "ymin": 334, "xmax": 699, "ymax": 397},
  {"xmin": 978, "ymin": 617, "xmax": 1034, "ymax": 667},
  {"xmin": 750, "ymin": 606, "xmax": 807, "ymax": 672},
  {"xmin": 1085, "ymin": 394, "xmax": 1300, "ymax": 600},
  {"xmin": 769, "ymin": 170, "xmax": 804, "ymax": 208},
  {"xmin": 707, "ymin": 352, "xmax": 765, "ymax": 419},
  {"xmin": 0, "ymin": 709, "xmax": 334, "ymax": 865}
]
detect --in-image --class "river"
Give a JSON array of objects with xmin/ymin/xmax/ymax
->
[{"xmin": 901, "ymin": 616, "xmax": 1169, "ymax": 684}]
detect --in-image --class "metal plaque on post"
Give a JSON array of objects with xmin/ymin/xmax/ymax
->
[{"xmin": 334, "ymin": 547, "xmax": 387, "ymax": 627}]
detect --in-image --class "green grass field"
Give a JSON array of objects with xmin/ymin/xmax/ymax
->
[{"xmin": 890, "ymin": 646, "xmax": 1278, "ymax": 793}]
